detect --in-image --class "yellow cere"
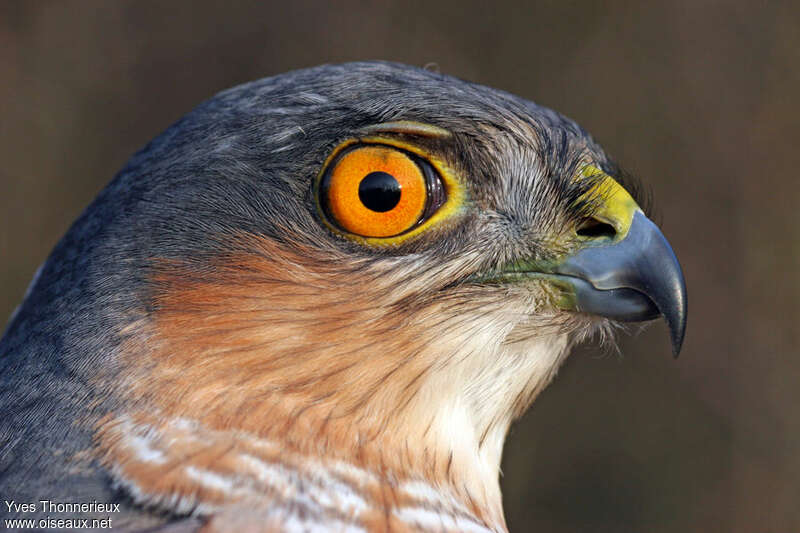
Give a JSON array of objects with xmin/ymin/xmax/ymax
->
[{"xmin": 580, "ymin": 165, "xmax": 641, "ymax": 241}]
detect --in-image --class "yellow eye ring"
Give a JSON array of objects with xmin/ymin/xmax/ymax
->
[{"xmin": 316, "ymin": 138, "xmax": 466, "ymax": 246}]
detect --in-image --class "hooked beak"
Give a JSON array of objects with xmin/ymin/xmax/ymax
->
[
  {"xmin": 494, "ymin": 167, "xmax": 687, "ymax": 356},
  {"xmin": 551, "ymin": 210, "xmax": 687, "ymax": 356}
]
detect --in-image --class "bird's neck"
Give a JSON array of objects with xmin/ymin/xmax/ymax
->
[
  {"xmin": 95, "ymin": 242, "xmax": 576, "ymax": 530},
  {"xmin": 97, "ymin": 335, "xmax": 571, "ymax": 532},
  {"xmin": 100, "ymin": 410, "xmax": 503, "ymax": 531}
]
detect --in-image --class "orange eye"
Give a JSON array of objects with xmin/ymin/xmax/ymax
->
[{"xmin": 320, "ymin": 145, "xmax": 445, "ymax": 238}]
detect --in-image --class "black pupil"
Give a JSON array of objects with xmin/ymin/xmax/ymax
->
[{"xmin": 358, "ymin": 171, "xmax": 401, "ymax": 212}]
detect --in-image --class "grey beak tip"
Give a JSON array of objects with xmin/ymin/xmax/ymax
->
[
  {"xmin": 646, "ymin": 214, "xmax": 687, "ymax": 359},
  {"xmin": 627, "ymin": 211, "xmax": 687, "ymax": 359},
  {"xmin": 667, "ymin": 274, "xmax": 688, "ymax": 358},
  {"xmin": 671, "ymin": 324, "xmax": 685, "ymax": 358}
]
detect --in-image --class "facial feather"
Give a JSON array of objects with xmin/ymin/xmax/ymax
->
[
  {"xmin": 1, "ymin": 61, "xmax": 651, "ymax": 531},
  {"xmin": 95, "ymin": 223, "xmax": 597, "ymax": 529}
]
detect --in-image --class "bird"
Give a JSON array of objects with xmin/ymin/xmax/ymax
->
[{"xmin": 0, "ymin": 61, "xmax": 686, "ymax": 532}]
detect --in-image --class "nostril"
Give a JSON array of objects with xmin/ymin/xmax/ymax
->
[{"xmin": 577, "ymin": 217, "xmax": 617, "ymax": 240}]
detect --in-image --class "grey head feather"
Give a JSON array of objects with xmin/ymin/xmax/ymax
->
[{"xmin": 0, "ymin": 61, "xmax": 631, "ymax": 526}]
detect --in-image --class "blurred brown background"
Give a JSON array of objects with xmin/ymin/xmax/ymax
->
[{"xmin": 1, "ymin": 2, "xmax": 798, "ymax": 532}]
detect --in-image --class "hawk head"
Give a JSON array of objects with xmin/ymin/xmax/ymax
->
[{"xmin": 0, "ymin": 62, "xmax": 686, "ymax": 531}]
